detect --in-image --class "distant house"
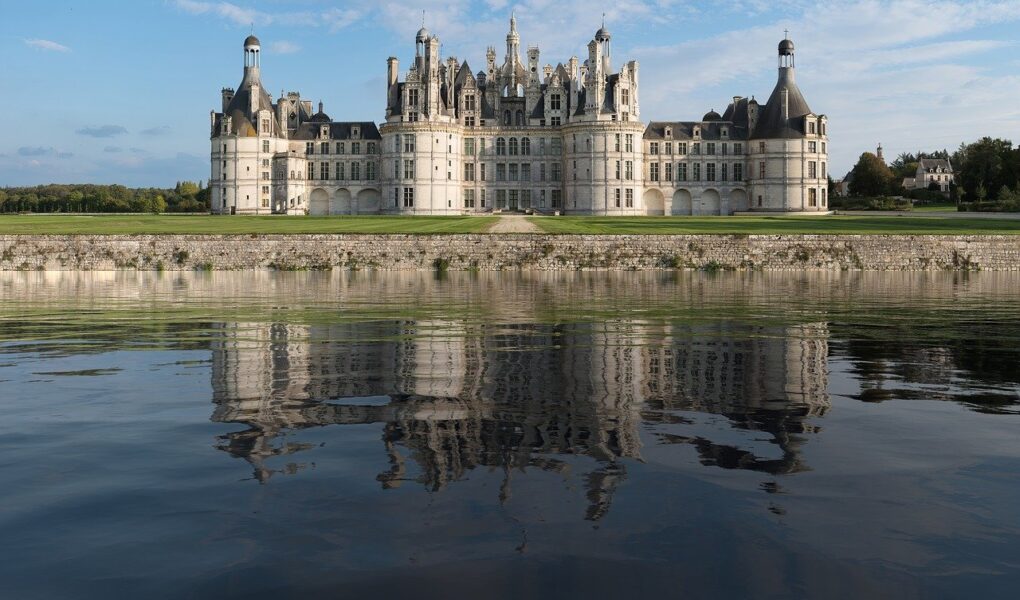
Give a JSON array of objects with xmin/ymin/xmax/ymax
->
[{"xmin": 910, "ymin": 159, "xmax": 953, "ymax": 193}]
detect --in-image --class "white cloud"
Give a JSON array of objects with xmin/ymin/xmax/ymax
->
[
  {"xmin": 25, "ymin": 39, "xmax": 70, "ymax": 52},
  {"xmin": 269, "ymin": 41, "xmax": 300, "ymax": 54}
]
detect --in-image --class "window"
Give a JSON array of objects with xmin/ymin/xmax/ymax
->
[
  {"xmin": 403, "ymin": 135, "xmax": 415, "ymax": 152},
  {"xmin": 678, "ymin": 142, "xmax": 688, "ymax": 154},
  {"xmin": 550, "ymin": 94, "xmax": 561, "ymax": 110},
  {"xmin": 808, "ymin": 141, "xmax": 817, "ymax": 153},
  {"xmin": 261, "ymin": 171, "xmax": 269, "ymax": 180},
  {"xmin": 808, "ymin": 161, "xmax": 817, "ymax": 178},
  {"xmin": 509, "ymin": 138, "xmax": 518, "ymax": 155},
  {"xmin": 496, "ymin": 138, "xmax": 507, "ymax": 155},
  {"xmin": 808, "ymin": 188, "xmax": 817, "ymax": 206},
  {"xmin": 822, "ymin": 189, "xmax": 827, "ymax": 206},
  {"xmin": 306, "ymin": 142, "xmax": 314, "ymax": 155},
  {"xmin": 521, "ymin": 138, "xmax": 531, "ymax": 155},
  {"xmin": 351, "ymin": 162, "xmax": 360, "ymax": 180},
  {"xmin": 403, "ymin": 159, "xmax": 414, "ymax": 179},
  {"xmin": 821, "ymin": 162, "xmax": 826, "ymax": 178},
  {"xmin": 758, "ymin": 141, "xmax": 766, "ymax": 153},
  {"xmin": 734, "ymin": 163, "xmax": 743, "ymax": 181},
  {"xmin": 692, "ymin": 143, "xmax": 700, "ymax": 155},
  {"xmin": 808, "ymin": 121, "xmax": 816, "ymax": 134},
  {"xmin": 464, "ymin": 94, "xmax": 476, "ymax": 111},
  {"xmin": 521, "ymin": 163, "xmax": 531, "ymax": 181},
  {"xmin": 707, "ymin": 143, "xmax": 715, "ymax": 155},
  {"xmin": 759, "ymin": 161, "xmax": 766, "ymax": 178},
  {"xmin": 464, "ymin": 138, "xmax": 475, "ymax": 156},
  {"xmin": 464, "ymin": 163, "xmax": 475, "ymax": 181},
  {"xmin": 366, "ymin": 161, "xmax": 376, "ymax": 180},
  {"xmin": 480, "ymin": 189, "xmax": 486, "ymax": 207},
  {"xmin": 336, "ymin": 162, "xmax": 344, "ymax": 180},
  {"xmin": 650, "ymin": 163, "xmax": 660, "ymax": 182},
  {"xmin": 734, "ymin": 143, "xmax": 743, "ymax": 154},
  {"xmin": 678, "ymin": 163, "xmax": 688, "ymax": 181},
  {"xmin": 625, "ymin": 189, "xmax": 634, "ymax": 208},
  {"xmin": 665, "ymin": 163, "xmax": 673, "ymax": 181},
  {"xmin": 551, "ymin": 189, "xmax": 562, "ymax": 208},
  {"xmin": 464, "ymin": 189, "xmax": 475, "ymax": 208},
  {"xmin": 621, "ymin": 88, "xmax": 630, "ymax": 107},
  {"xmin": 550, "ymin": 116, "xmax": 561, "ymax": 126},
  {"xmin": 335, "ymin": 142, "xmax": 343, "ymax": 154},
  {"xmin": 614, "ymin": 189, "xmax": 621, "ymax": 208},
  {"xmin": 650, "ymin": 142, "xmax": 659, "ymax": 155},
  {"xmin": 496, "ymin": 189, "xmax": 507, "ymax": 208},
  {"xmin": 821, "ymin": 142, "xmax": 826, "ymax": 153},
  {"xmin": 551, "ymin": 163, "xmax": 561, "ymax": 181},
  {"xmin": 320, "ymin": 162, "xmax": 328, "ymax": 180},
  {"xmin": 721, "ymin": 164, "xmax": 728, "ymax": 181},
  {"xmin": 480, "ymin": 163, "xmax": 487, "ymax": 181},
  {"xmin": 625, "ymin": 161, "xmax": 633, "ymax": 180},
  {"xmin": 321, "ymin": 142, "xmax": 330, "ymax": 154},
  {"xmin": 721, "ymin": 143, "xmax": 728, "ymax": 156},
  {"xmin": 706, "ymin": 163, "xmax": 715, "ymax": 181},
  {"xmin": 615, "ymin": 161, "xmax": 621, "ymax": 179},
  {"xmin": 509, "ymin": 164, "xmax": 519, "ymax": 181},
  {"xmin": 615, "ymin": 134, "xmax": 621, "ymax": 152},
  {"xmin": 496, "ymin": 164, "xmax": 506, "ymax": 181},
  {"xmin": 540, "ymin": 163, "xmax": 547, "ymax": 181},
  {"xmin": 465, "ymin": 116, "xmax": 476, "ymax": 127},
  {"xmin": 408, "ymin": 89, "xmax": 419, "ymax": 107},
  {"xmin": 351, "ymin": 142, "xmax": 361, "ymax": 154},
  {"xmin": 666, "ymin": 142, "xmax": 673, "ymax": 155},
  {"xmin": 403, "ymin": 187, "xmax": 414, "ymax": 207},
  {"xmin": 551, "ymin": 138, "xmax": 562, "ymax": 155},
  {"xmin": 693, "ymin": 163, "xmax": 701, "ymax": 181},
  {"xmin": 625, "ymin": 134, "xmax": 634, "ymax": 152},
  {"xmin": 262, "ymin": 140, "xmax": 270, "ymax": 153}
]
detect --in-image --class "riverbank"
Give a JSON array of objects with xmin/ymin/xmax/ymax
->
[{"xmin": 2, "ymin": 234, "xmax": 1018, "ymax": 271}]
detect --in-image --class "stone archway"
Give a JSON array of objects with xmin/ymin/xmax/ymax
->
[
  {"xmin": 309, "ymin": 188, "xmax": 330, "ymax": 216},
  {"xmin": 356, "ymin": 189, "xmax": 381, "ymax": 214},
  {"xmin": 729, "ymin": 189, "xmax": 749, "ymax": 214},
  {"xmin": 643, "ymin": 188, "xmax": 665, "ymax": 215},
  {"xmin": 696, "ymin": 189, "xmax": 721, "ymax": 216},
  {"xmin": 332, "ymin": 188, "xmax": 352, "ymax": 215},
  {"xmin": 672, "ymin": 189, "xmax": 693, "ymax": 215}
]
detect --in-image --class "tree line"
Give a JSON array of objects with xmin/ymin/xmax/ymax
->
[
  {"xmin": 0, "ymin": 182, "xmax": 210, "ymax": 214},
  {"xmin": 844, "ymin": 137, "xmax": 1020, "ymax": 210}
]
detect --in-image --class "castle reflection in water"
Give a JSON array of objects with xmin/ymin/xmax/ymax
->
[{"xmin": 211, "ymin": 318, "xmax": 829, "ymax": 520}]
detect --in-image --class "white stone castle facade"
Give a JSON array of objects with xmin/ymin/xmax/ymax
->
[{"xmin": 210, "ymin": 18, "xmax": 829, "ymax": 215}]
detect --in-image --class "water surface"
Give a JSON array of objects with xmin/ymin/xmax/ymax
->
[{"xmin": 1, "ymin": 271, "xmax": 1018, "ymax": 599}]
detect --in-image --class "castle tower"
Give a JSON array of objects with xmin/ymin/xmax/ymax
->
[{"xmin": 747, "ymin": 35, "xmax": 829, "ymax": 212}]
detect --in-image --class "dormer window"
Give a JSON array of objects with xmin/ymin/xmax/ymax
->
[
  {"xmin": 320, "ymin": 126, "xmax": 329, "ymax": 138},
  {"xmin": 665, "ymin": 126, "xmax": 672, "ymax": 138},
  {"xmin": 353, "ymin": 126, "xmax": 361, "ymax": 139},
  {"xmin": 693, "ymin": 126, "xmax": 701, "ymax": 138},
  {"xmin": 721, "ymin": 127, "xmax": 729, "ymax": 138}
]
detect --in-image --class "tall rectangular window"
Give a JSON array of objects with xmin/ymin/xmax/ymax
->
[
  {"xmin": 721, "ymin": 163, "xmax": 728, "ymax": 181},
  {"xmin": 497, "ymin": 164, "xmax": 506, "ymax": 181},
  {"xmin": 666, "ymin": 142, "xmax": 673, "ymax": 155},
  {"xmin": 678, "ymin": 163, "xmax": 688, "ymax": 181},
  {"xmin": 403, "ymin": 187, "xmax": 414, "ymax": 207},
  {"xmin": 679, "ymin": 142, "xmax": 688, "ymax": 154},
  {"xmin": 808, "ymin": 161, "xmax": 817, "ymax": 178},
  {"xmin": 706, "ymin": 143, "xmax": 715, "ymax": 155},
  {"xmin": 551, "ymin": 163, "xmax": 561, "ymax": 181},
  {"xmin": 706, "ymin": 163, "xmax": 716, "ymax": 181},
  {"xmin": 403, "ymin": 134, "xmax": 415, "ymax": 152},
  {"xmin": 650, "ymin": 163, "xmax": 660, "ymax": 182},
  {"xmin": 693, "ymin": 163, "xmax": 701, "ymax": 181},
  {"xmin": 521, "ymin": 163, "xmax": 531, "ymax": 181},
  {"xmin": 734, "ymin": 143, "xmax": 743, "ymax": 154},
  {"xmin": 808, "ymin": 188, "xmax": 817, "ymax": 206},
  {"xmin": 464, "ymin": 189, "xmax": 475, "ymax": 208},
  {"xmin": 464, "ymin": 138, "xmax": 475, "ymax": 155},
  {"xmin": 336, "ymin": 162, "xmax": 344, "ymax": 180},
  {"xmin": 351, "ymin": 162, "xmax": 360, "ymax": 180},
  {"xmin": 615, "ymin": 134, "xmax": 621, "ymax": 152},
  {"xmin": 540, "ymin": 163, "xmax": 547, "ymax": 181},
  {"xmin": 262, "ymin": 140, "xmax": 270, "ymax": 153},
  {"xmin": 480, "ymin": 163, "xmax": 487, "ymax": 181},
  {"xmin": 625, "ymin": 189, "xmax": 634, "ymax": 208},
  {"xmin": 320, "ymin": 162, "xmax": 328, "ymax": 180},
  {"xmin": 759, "ymin": 161, "xmax": 766, "ymax": 178},
  {"xmin": 625, "ymin": 134, "xmax": 634, "ymax": 152},
  {"xmin": 550, "ymin": 94, "xmax": 561, "ymax": 110},
  {"xmin": 734, "ymin": 163, "xmax": 743, "ymax": 181},
  {"xmin": 408, "ymin": 89, "xmax": 419, "ymax": 107},
  {"xmin": 404, "ymin": 159, "xmax": 414, "ymax": 179},
  {"xmin": 615, "ymin": 161, "xmax": 621, "ymax": 179},
  {"xmin": 665, "ymin": 163, "xmax": 673, "ymax": 181},
  {"xmin": 614, "ymin": 189, "xmax": 621, "ymax": 208},
  {"xmin": 464, "ymin": 94, "xmax": 476, "ymax": 111},
  {"xmin": 464, "ymin": 163, "xmax": 475, "ymax": 181},
  {"xmin": 366, "ymin": 161, "xmax": 376, "ymax": 180},
  {"xmin": 650, "ymin": 142, "xmax": 659, "ymax": 155},
  {"xmin": 321, "ymin": 142, "xmax": 330, "ymax": 154},
  {"xmin": 625, "ymin": 161, "xmax": 633, "ymax": 180}
]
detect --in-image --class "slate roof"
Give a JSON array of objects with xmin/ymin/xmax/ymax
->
[
  {"xmin": 222, "ymin": 70, "xmax": 274, "ymax": 136},
  {"xmin": 919, "ymin": 158, "xmax": 951, "ymax": 171},
  {"xmin": 291, "ymin": 121, "xmax": 381, "ymax": 141},
  {"xmin": 750, "ymin": 68, "xmax": 813, "ymax": 139},
  {"xmin": 643, "ymin": 120, "xmax": 749, "ymax": 141}
]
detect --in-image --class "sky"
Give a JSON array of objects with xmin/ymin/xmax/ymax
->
[{"xmin": 1, "ymin": 0, "xmax": 1019, "ymax": 188}]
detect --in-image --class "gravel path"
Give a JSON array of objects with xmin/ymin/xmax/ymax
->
[{"xmin": 488, "ymin": 215, "xmax": 541, "ymax": 233}]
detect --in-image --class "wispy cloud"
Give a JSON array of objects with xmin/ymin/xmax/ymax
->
[
  {"xmin": 76, "ymin": 125, "xmax": 128, "ymax": 138},
  {"xmin": 269, "ymin": 41, "xmax": 300, "ymax": 54},
  {"xmin": 171, "ymin": 0, "xmax": 366, "ymax": 31},
  {"xmin": 24, "ymin": 39, "xmax": 70, "ymax": 52},
  {"xmin": 18, "ymin": 146, "xmax": 73, "ymax": 159},
  {"xmin": 172, "ymin": 0, "xmax": 258, "ymax": 26},
  {"xmin": 140, "ymin": 126, "xmax": 172, "ymax": 136},
  {"xmin": 103, "ymin": 146, "xmax": 123, "ymax": 153}
]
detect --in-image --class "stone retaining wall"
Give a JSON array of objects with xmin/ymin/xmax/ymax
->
[{"xmin": 1, "ymin": 234, "xmax": 1018, "ymax": 271}]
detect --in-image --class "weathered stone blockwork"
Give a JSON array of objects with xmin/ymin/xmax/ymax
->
[{"xmin": 1, "ymin": 235, "xmax": 1018, "ymax": 271}]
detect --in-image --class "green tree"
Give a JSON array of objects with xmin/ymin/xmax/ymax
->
[{"xmin": 849, "ymin": 152, "xmax": 896, "ymax": 197}]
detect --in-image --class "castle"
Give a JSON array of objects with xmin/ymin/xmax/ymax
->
[{"xmin": 210, "ymin": 17, "xmax": 829, "ymax": 215}]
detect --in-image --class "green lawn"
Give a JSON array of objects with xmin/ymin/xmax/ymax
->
[
  {"xmin": 910, "ymin": 203, "xmax": 959, "ymax": 212},
  {"xmin": 0, "ymin": 215, "xmax": 498, "ymax": 235},
  {"xmin": 527, "ymin": 215, "xmax": 1020, "ymax": 235}
]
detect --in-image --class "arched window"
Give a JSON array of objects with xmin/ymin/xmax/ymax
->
[
  {"xmin": 516, "ymin": 110, "xmax": 524, "ymax": 126},
  {"xmin": 509, "ymin": 138, "xmax": 518, "ymax": 155},
  {"xmin": 496, "ymin": 137, "xmax": 506, "ymax": 156},
  {"xmin": 504, "ymin": 110, "xmax": 511, "ymax": 125},
  {"xmin": 521, "ymin": 138, "xmax": 531, "ymax": 156}
]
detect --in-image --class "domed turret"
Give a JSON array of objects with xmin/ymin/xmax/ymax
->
[
  {"xmin": 244, "ymin": 35, "xmax": 261, "ymax": 48},
  {"xmin": 595, "ymin": 26, "xmax": 611, "ymax": 42},
  {"xmin": 702, "ymin": 109, "xmax": 721, "ymax": 122},
  {"xmin": 779, "ymin": 38, "xmax": 794, "ymax": 55},
  {"xmin": 416, "ymin": 27, "xmax": 430, "ymax": 43}
]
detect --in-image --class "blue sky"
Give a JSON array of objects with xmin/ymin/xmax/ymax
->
[{"xmin": 2, "ymin": 0, "xmax": 1019, "ymax": 187}]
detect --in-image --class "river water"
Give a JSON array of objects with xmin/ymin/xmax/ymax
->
[{"xmin": 1, "ymin": 271, "xmax": 1018, "ymax": 598}]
